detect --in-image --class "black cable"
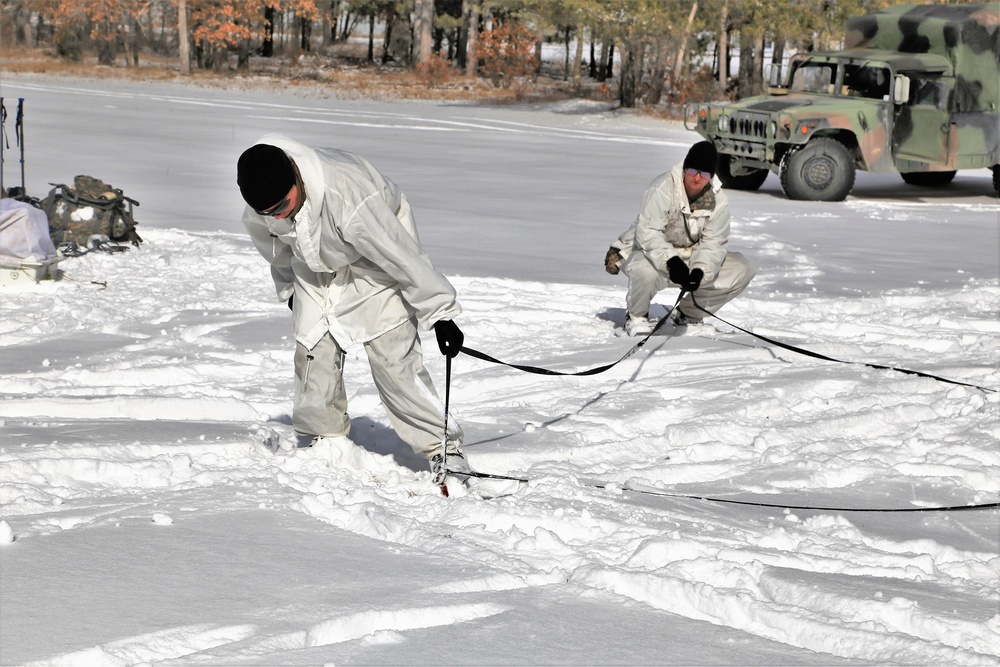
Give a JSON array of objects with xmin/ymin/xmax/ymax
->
[
  {"xmin": 444, "ymin": 290, "xmax": 996, "ymax": 509},
  {"xmin": 458, "ymin": 469, "xmax": 999, "ymax": 513},
  {"xmin": 460, "ymin": 292, "xmax": 685, "ymax": 376},
  {"xmin": 459, "ymin": 289, "xmax": 992, "ymax": 393},
  {"xmin": 690, "ymin": 295, "xmax": 996, "ymax": 394}
]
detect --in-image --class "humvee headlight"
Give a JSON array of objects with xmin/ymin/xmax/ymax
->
[
  {"xmin": 718, "ymin": 115, "xmax": 731, "ymax": 132},
  {"xmin": 769, "ymin": 121, "xmax": 778, "ymax": 137}
]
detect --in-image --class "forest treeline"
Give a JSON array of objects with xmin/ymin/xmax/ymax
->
[{"xmin": 3, "ymin": 1, "xmax": 934, "ymax": 108}]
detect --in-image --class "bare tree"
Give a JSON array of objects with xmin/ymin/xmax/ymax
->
[
  {"xmin": 178, "ymin": 0, "xmax": 191, "ymax": 75},
  {"xmin": 571, "ymin": 25, "xmax": 584, "ymax": 87},
  {"xmin": 717, "ymin": 2, "xmax": 729, "ymax": 94},
  {"xmin": 413, "ymin": 0, "xmax": 434, "ymax": 64},
  {"xmin": 463, "ymin": 1, "xmax": 480, "ymax": 76},
  {"xmin": 673, "ymin": 1, "xmax": 698, "ymax": 84}
]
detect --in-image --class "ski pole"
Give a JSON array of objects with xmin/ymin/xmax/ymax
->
[
  {"xmin": 16, "ymin": 98, "xmax": 24, "ymax": 192},
  {"xmin": 1, "ymin": 98, "xmax": 6, "ymax": 195},
  {"xmin": 438, "ymin": 354, "xmax": 452, "ymax": 496}
]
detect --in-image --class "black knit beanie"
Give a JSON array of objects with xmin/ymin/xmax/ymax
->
[
  {"xmin": 683, "ymin": 141, "xmax": 718, "ymax": 175},
  {"xmin": 237, "ymin": 144, "xmax": 296, "ymax": 211}
]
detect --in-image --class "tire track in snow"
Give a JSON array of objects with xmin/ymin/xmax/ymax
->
[{"xmin": 24, "ymin": 623, "xmax": 257, "ymax": 666}]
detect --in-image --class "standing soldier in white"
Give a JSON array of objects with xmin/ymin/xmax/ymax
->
[
  {"xmin": 237, "ymin": 135, "xmax": 470, "ymax": 487},
  {"xmin": 605, "ymin": 141, "xmax": 756, "ymax": 335}
]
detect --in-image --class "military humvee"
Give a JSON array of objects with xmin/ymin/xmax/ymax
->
[{"xmin": 684, "ymin": 3, "xmax": 999, "ymax": 200}]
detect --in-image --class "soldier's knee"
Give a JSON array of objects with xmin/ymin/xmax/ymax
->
[{"xmin": 728, "ymin": 252, "xmax": 757, "ymax": 283}]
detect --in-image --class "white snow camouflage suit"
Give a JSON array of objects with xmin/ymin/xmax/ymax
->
[
  {"xmin": 242, "ymin": 134, "xmax": 462, "ymax": 458},
  {"xmin": 611, "ymin": 164, "xmax": 755, "ymax": 321}
]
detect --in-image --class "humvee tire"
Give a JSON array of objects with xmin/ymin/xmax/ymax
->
[
  {"xmin": 717, "ymin": 154, "xmax": 769, "ymax": 191},
  {"xmin": 780, "ymin": 138, "xmax": 855, "ymax": 201},
  {"xmin": 901, "ymin": 171, "xmax": 957, "ymax": 186}
]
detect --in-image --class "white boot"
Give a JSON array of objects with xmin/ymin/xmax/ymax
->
[{"xmin": 624, "ymin": 314, "xmax": 654, "ymax": 336}]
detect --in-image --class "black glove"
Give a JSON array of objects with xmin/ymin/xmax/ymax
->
[
  {"xmin": 604, "ymin": 247, "xmax": 623, "ymax": 275},
  {"xmin": 686, "ymin": 268, "xmax": 704, "ymax": 292},
  {"xmin": 434, "ymin": 320, "xmax": 464, "ymax": 358},
  {"xmin": 666, "ymin": 256, "xmax": 689, "ymax": 286},
  {"xmin": 287, "ymin": 294, "xmax": 294, "ymax": 311}
]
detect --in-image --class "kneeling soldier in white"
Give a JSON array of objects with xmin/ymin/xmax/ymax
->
[{"xmin": 606, "ymin": 141, "xmax": 756, "ymax": 336}]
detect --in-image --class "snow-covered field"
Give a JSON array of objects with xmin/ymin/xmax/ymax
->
[{"xmin": 0, "ymin": 76, "xmax": 997, "ymax": 666}]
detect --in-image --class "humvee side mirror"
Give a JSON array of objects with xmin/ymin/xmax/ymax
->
[
  {"xmin": 765, "ymin": 63, "xmax": 784, "ymax": 87},
  {"xmin": 893, "ymin": 75, "xmax": 911, "ymax": 104}
]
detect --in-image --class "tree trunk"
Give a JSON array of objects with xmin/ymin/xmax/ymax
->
[
  {"xmin": 367, "ymin": 15, "xmax": 375, "ymax": 62},
  {"xmin": 673, "ymin": 1, "xmax": 698, "ymax": 84},
  {"xmin": 456, "ymin": 0, "xmax": 468, "ymax": 68},
  {"xmin": 413, "ymin": 0, "xmax": 434, "ymax": 65},
  {"xmin": 178, "ymin": 0, "xmax": 190, "ymax": 74},
  {"xmin": 124, "ymin": 14, "xmax": 139, "ymax": 66},
  {"xmin": 340, "ymin": 12, "xmax": 351, "ymax": 41},
  {"xmin": 238, "ymin": 39, "xmax": 250, "ymax": 68},
  {"xmin": 262, "ymin": 6, "xmax": 274, "ymax": 57},
  {"xmin": 300, "ymin": 16, "xmax": 310, "ymax": 51},
  {"xmin": 388, "ymin": 13, "xmax": 412, "ymax": 64},
  {"xmin": 120, "ymin": 21, "xmax": 133, "ymax": 67},
  {"xmin": 647, "ymin": 38, "xmax": 668, "ymax": 104},
  {"xmin": 464, "ymin": 3, "xmax": 479, "ymax": 76},
  {"xmin": 606, "ymin": 42, "xmax": 615, "ymax": 80},
  {"xmin": 382, "ymin": 16, "xmax": 393, "ymax": 63},
  {"xmin": 571, "ymin": 26, "xmax": 584, "ymax": 87},
  {"xmin": 717, "ymin": 4, "xmax": 729, "ymax": 94},
  {"xmin": 563, "ymin": 27, "xmax": 570, "ymax": 81},
  {"xmin": 619, "ymin": 44, "xmax": 642, "ymax": 107},
  {"xmin": 737, "ymin": 30, "xmax": 755, "ymax": 99},
  {"xmin": 98, "ymin": 19, "xmax": 116, "ymax": 66},
  {"xmin": 753, "ymin": 32, "xmax": 765, "ymax": 95},
  {"xmin": 322, "ymin": 0, "xmax": 333, "ymax": 49},
  {"xmin": 597, "ymin": 39, "xmax": 609, "ymax": 81}
]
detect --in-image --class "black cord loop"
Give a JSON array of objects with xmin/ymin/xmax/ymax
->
[
  {"xmin": 688, "ymin": 295, "xmax": 996, "ymax": 394},
  {"xmin": 441, "ymin": 289, "xmax": 997, "ymax": 511},
  {"xmin": 458, "ymin": 289, "xmax": 994, "ymax": 394},
  {"xmin": 459, "ymin": 292, "xmax": 685, "ymax": 376},
  {"xmin": 457, "ymin": 469, "xmax": 998, "ymax": 512}
]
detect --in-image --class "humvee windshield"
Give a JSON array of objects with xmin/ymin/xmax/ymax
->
[
  {"xmin": 790, "ymin": 60, "xmax": 891, "ymax": 100},
  {"xmin": 790, "ymin": 62, "xmax": 836, "ymax": 93}
]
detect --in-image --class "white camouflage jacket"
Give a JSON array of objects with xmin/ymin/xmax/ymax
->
[
  {"xmin": 242, "ymin": 134, "xmax": 461, "ymax": 350},
  {"xmin": 612, "ymin": 164, "xmax": 731, "ymax": 283}
]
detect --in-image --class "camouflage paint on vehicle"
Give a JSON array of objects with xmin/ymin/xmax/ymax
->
[
  {"xmin": 846, "ymin": 3, "xmax": 999, "ymax": 173},
  {"xmin": 684, "ymin": 3, "xmax": 1000, "ymax": 200}
]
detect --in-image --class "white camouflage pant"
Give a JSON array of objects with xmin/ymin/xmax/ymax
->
[
  {"xmin": 624, "ymin": 251, "xmax": 756, "ymax": 321},
  {"xmin": 293, "ymin": 319, "xmax": 462, "ymax": 459}
]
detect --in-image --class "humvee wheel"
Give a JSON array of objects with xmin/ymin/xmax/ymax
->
[
  {"xmin": 993, "ymin": 166, "xmax": 999, "ymax": 196},
  {"xmin": 779, "ymin": 138, "xmax": 855, "ymax": 201},
  {"xmin": 717, "ymin": 154, "xmax": 769, "ymax": 191},
  {"xmin": 901, "ymin": 171, "xmax": 956, "ymax": 186}
]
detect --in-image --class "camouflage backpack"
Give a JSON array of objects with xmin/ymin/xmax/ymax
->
[{"xmin": 41, "ymin": 175, "xmax": 142, "ymax": 247}]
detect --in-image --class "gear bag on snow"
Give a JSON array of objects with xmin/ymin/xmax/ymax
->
[{"xmin": 41, "ymin": 175, "xmax": 142, "ymax": 246}]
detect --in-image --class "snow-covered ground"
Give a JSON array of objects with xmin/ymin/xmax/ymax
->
[{"xmin": 0, "ymin": 76, "xmax": 997, "ymax": 666}]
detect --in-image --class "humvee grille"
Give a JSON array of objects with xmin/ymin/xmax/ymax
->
[{"xmin": 730, "ymin": 111, "xmax": 770, "ymax": 139}]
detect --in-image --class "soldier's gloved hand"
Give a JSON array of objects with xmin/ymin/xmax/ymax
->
[
  {"xmin": 686, "ymin": 268, "xmax": 704, "ymax": 292},
  {"xmin": 666, "ymin": 256, "xmax": 689, "ymax": 286},
  {"xmin": 287, "ymin": 295, "xmax": 294, "ymax": 311},
  {"xmin": 434, "ymin": 320, "xmax": 464, "ymax": 358},
  {"xmin": 604, "ymin": 247, "xmax": 623, "ymax": 275}
]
